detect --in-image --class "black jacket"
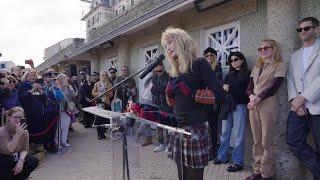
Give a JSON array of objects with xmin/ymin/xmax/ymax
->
[{"xmin": 151, "ymin": 72, "xmax": 170, "ymax": 112}]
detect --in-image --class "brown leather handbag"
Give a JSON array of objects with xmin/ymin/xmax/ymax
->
[{"xmin": 194, "ymin": 89, "xmax": 215, "ymax": 104}]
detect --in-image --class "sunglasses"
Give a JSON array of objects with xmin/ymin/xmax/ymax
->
[
  {"xmin": 230, "ymin": 58, "xmax": 240, "ymax": 63},
  {"xmin": 156, "ymin": 70, "xmax": 163, "ymax": 73},
  {"xmin": 9, "ymin": 80, "xmax": 16, "ymax": 83},
  {"xmin": 296, "ymin": 26, "xmax": 316, "ymax": 33},
  {"xmin": 257, "ymin": 46, "xmax": 272, "ymax": 52}
]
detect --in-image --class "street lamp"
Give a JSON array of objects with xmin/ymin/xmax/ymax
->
[{"xmin": 194, "ymin": 0, "xmax": 231, "ymax": 12}]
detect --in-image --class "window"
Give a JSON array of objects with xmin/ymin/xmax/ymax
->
[
  {"xmin": 115, "ymin": 10, "xmax": 118, "ymax": 16},
  {"xmin": 138, "ymin": 44, "xmax": 158, "ymax": 96},
  {"xmin": 92, "ymin": 16, "xmax": 95, "ymax": 26},
  {"xmin": 122, "ymin": 5, "xmax": 125, "ymax": 12},
  {"xmin": 102, "ymin": 57, "xmax": 117, "ymax": 72},
  {"xmin": 201, "ymin": 21, "xmax": 240, "ymax": 75},
  {"xmin": 131, "ymin": 0, "xmax": 134, "ymax": 6},
  {"xmin": 87, "ymin": 20, "xmax": 91, "ymax": 28},
  {"xmin": 0, "ymin": 64, "xmax": 5, "ymax": 68}
]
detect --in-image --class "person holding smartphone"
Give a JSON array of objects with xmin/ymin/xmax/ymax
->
[
  {"xmin": 0, "ymin": 106, "xmax": 39, "ymax": 180},
  {"xmin": 18, "ymin": 69, "xmax": 46, "ymax": 145}
]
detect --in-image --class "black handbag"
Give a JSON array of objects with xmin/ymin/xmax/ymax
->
[{"xmin": 219, "ymin": 92, "xmax": 235, "ymax": 120}]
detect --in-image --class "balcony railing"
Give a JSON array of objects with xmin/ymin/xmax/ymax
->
[{"xmin": 87, "ymin": 0, "xmax": 172, "ymax": 41}]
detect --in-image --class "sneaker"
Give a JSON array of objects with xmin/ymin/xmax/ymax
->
[
  {"xmin": 226, "ymin": 164, "xmax": 243, "ymax": 172},
  {"xmin": 153, "ymin": 144, "xmax": 165, "ymax": 153},
  {"xmin": 62, "ymin": 143, "xmax": 71, "ymax": 147}
]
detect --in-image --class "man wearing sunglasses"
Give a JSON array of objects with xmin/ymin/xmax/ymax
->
[{"xmin": 286, "ymin": 17, "xmax": 320, "ymax": 180}]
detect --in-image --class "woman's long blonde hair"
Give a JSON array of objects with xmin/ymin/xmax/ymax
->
[
  {"xmin": 256, "ymin": 39, "xmax": 282, "ymax": 67},
  {"xmin": 161, "ymin": 27, "xmax": 200, "ymax": 77},
  {"xmin": 21, "ymin": 68, "xmax": 38, "ymax": 82},
  {"xmin": 209, "ymin": 56, "xmax": 218, "ymax": 70}
]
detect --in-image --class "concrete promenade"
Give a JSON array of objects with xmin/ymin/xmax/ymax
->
[{"xmin": 32, "ymin": 123, "xmax": 251, "ymax": 180}]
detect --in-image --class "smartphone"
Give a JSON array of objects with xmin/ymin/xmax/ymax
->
[{"xmin": 20, "ymin": 118, "xmax": 27, "ymax": 125}]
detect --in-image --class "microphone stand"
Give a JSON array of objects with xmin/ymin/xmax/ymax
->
[{"xmin": 90, "ymin": 66, "xmax": 147, "ymax": 180}]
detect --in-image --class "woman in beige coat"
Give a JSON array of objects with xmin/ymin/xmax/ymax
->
[{"xmin": 245, "ymin": 39, "xmax": 286, "ymax": 180}]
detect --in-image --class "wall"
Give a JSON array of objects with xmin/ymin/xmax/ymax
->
[{"xmin": 299, "ymin": 0, "xmax": 320, "ymax": 20}]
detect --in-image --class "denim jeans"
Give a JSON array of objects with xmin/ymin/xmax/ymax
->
[
  {"xmin": 217, "ymin": 104, "xmax": 247, "ymax": 166},
  {"xmin": 286, "ymin": 111, "xmax": 320, "ymax": 178}
]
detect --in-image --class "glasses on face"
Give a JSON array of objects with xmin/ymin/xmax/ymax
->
[
  {"xmin": 296, "ymin": 26, "xmax": 316, "ymax": 33},
  {"xmin": 156, "ymin": 70, "xmax": 163, "ymax": 73},
  {"xmin": 257, "ymin": 46, "xmax": 272, "ymax": 52},
  {"xmin": 9, "ymin": 80, "xmax": 16, "ymax": 83},
  {"xmin": 205, "ymin": 54, "xmax": 215, "ymax": 58},
  {"xmin": 11, "ymin": 116, "xmax": 25, "ymax": 120},
  {"xmin": 230, "ymin": 57, "xmax": 240, "ymax": 63}
]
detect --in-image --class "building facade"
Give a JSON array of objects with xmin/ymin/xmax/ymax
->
[
  {"xmin": 0, "ymin": 60, "xmax": 15, "ymax": 70},
  {"xmin": 36, "ymin": 0, "xmax": 320, "ymax": 179}
]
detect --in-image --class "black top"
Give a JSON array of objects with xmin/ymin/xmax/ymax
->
[
  {"xmin": 174, "ymin": 58, "xmax": 224, "ymax": 124},
  {"xmin": 224, "ymin": 70, "xmax": 250, "ymax": 105}
]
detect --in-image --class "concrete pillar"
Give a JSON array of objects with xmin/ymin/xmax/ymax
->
[
  {"xmin": 118, "ymin": 36, "xmax": 130, "ymax": 69},
  {"xmin": 266, "ymin": 0, "xmax": 302, "ymax": 179}
]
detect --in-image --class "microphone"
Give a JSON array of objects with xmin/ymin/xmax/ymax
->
[{"xmin": 139, "ymin": 54, "xmax": 165, "ymax": 79}]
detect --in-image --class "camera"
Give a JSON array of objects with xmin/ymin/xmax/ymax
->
[{"xmin": 32, "ymin": 79, "xmax": 44, "ymax": 95}]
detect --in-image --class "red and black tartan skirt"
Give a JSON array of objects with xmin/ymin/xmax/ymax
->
[{"xmin": 167, "ymin": 122, "xmax": 212, "ymax": 168}]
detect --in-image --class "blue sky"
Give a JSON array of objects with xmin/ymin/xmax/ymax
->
[{"xmin": 0, "ymin": 0, "xmax": 89, "ymax": 66}]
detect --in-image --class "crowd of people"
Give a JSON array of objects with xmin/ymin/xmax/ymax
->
[{"xmin": 0, "ymin": 16, "xmax": 319, "ymax": 180}]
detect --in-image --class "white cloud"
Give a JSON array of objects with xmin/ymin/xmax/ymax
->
[{"xmin": 0, "ymin": 0, "xmax": 88, "ymax": 66}]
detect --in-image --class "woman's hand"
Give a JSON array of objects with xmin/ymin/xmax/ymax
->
[
  {"xmin": 12, "ymin": 160, "xmax": 24, "ymax": 175},
  {"xmin": 249, "ymin": 94, "xmax": 261, "ymax": 104},
  {"xmin": 254, "ymin": 96, "xmax": 261, "ymax": 104},
  {"xmin": 249, "ymin": 94, "xmax": 256, "ymax": 102},
  {"xmin": 247, "ymin": 101, "xmax": 255, "ymax": 110}
]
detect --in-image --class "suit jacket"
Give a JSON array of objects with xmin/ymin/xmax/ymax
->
[{"xmin": 287, "ymin": 38, "xmax": 320, "ymax": 115}]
